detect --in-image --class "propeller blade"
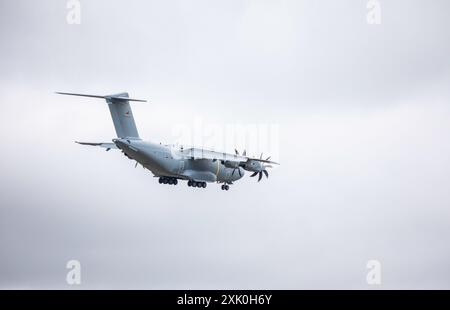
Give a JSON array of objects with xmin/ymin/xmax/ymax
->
[
  {"xmin": 232, "ymin": 168, "xmax": 236, "ymax": 175},
  {"xmin": 250, "ymin": 171, "xmax": 259, "ymax": 177},
  {"xmin": 263, "ymin": 169, "xmax": 269, "ymax": 178},
  {"xmin": 266, "ymin": 156, "xmax": 271, "ymax": 161},
  {"xmin": 260, "ymin": 153, "xmax": 263, "ymax": 159},
  {"xmin": 238, "ymin": 169, "xmax": 242, "ymax": 177},
  {"xmin": 243, "ymin": 150, "xmax": 246, "ymax": 156},
  {"xmin": 235, "ymin": 149, "xmax": 239, "ymax": 155},
  {"xmin": 258, "ymin": 172, "xmax": 263, "ymax": 182},
  {"xmin": 249, "ymin": 158, "xmax": 279, "ymax": 165},
  {"xmin": 135, "ymin": 162, "xmax": 138, "ymax": 168}
]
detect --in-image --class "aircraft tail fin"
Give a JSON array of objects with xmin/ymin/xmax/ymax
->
[{"xmin": 56, "ymin": 92, "xmax": 146, "ymax": 139}]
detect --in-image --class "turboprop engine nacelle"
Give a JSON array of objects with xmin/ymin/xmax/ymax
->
[
  {"xmin": 243, "ymin": 160, "xmax": 263, "ymax": 172},
  {"xmin": 223, "ymin": 161, "xmax": 240, "ymax": 169}
]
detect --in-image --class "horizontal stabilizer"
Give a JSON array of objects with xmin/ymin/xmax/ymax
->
[
  {"xmin": 56, "ymin": 92, "xmax": 147, "ymax": 102},
  {"xmin": 75, "ymin": 141, "xmax": 118, "ymax": 151}
]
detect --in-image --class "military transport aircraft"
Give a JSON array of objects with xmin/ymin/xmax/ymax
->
[{"xmin": 56, "ymin": 92, "xmax": 278, "ymax": 191}]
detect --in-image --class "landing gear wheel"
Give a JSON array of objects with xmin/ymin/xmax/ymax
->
[
  {"xmin": 188, "ymin": 180, "xmax": 192, "ymax": 187},
  {"xmin": 173, "ymin": 179, "xmax": 178, "ymax": 185},
  {"xmin": 159, "ymin": 178, "xmax": 163, "ymax": 184},
  {"xmin": 225, "ymin": 185, "xmax": 229, "ymax": 191},
  {"xmin": 202, "ymin": 182, "xmax": 207, "ymax": 188}
]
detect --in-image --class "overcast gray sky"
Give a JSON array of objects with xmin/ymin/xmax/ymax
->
[{"xmin": 1, "ymin": 0, "xmax": 450, "ymax": 289}]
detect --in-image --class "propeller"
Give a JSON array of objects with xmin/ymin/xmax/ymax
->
[
  {"xmin": 235, "ymin": 149, "xmax": 247, "ymax": 156},
  {"xmin": 249, "ymin": 153, "xmax": 274, "ymax": 182},
  {"xmin": 235, "ymin": 149, "xmax": 278, "ymax": 181},
  {"xmin": 232, "ymin": 167, "xmax": 243, "ymax": 177},
  {"xmin": 232, "ymin": 149, "xmax": 246, "ymax": 178},
  {"xmin": 250, "ymin": 166, "xmax": 271, "ymax": 182}
]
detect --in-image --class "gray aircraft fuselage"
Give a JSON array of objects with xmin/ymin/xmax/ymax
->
[{"xmin": 115, "ymin": 138, "xmax": 244, "ymax": 184}]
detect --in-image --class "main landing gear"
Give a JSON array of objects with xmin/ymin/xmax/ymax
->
[
  {"xmin": 159, "ymin": 177, "xmax": 178, "ymax": 185},
  {"xmin": 221, "ymin": 184, "xmax": 230, "ymax": 191},
  {"xmin": 187, "ymin": 180, "xmax": 207, "ymax": 188}
]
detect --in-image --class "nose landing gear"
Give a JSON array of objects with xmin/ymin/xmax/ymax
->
[{"xmin": 221, "ymin": 184, "xmax": 229, "ymax": 191}]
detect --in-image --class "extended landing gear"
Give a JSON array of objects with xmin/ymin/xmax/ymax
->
[
  {"xmin": 159, "ymin": 177, "xmax": 178, "ymax": 185},
  {"xmin": 221, "ymin": 184, "xmax": 230, "ymax": 191},
  {"xmin": 187, "ymin": 180, "xmax": 207, "ymax": 188}
]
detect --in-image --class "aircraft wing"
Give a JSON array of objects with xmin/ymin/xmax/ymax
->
[
  {"xmin": 179, "ymin": 147, "xmax": 280, "ymax": 165},
  {"xmin": 75, "ymin": 141, "xmax": 118, "ymax": 151},
  {"xmin": 179, "ymin": 147, "xmax": 248, "ymax": 163}
]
